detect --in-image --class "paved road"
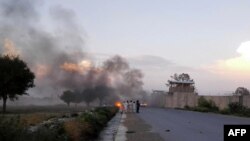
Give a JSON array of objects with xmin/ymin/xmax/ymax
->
[{"xmin": 138, "ymin": 108, "xmax": 250, "ymax": 141}]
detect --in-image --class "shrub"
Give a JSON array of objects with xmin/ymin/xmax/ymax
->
[
  {"xmin": 197, "ymin": 97, "xmax": 219, "ymax": 112},
  {"xmin": 228, "ymin": 102, "xmax": 246, "ymax": 113},
  {"xmin": 220, "ymin": 108, "xmax": 230, "ymax": 115},
  {"xmin": 0, "ymin": 115, "xmax": 67, "ymax": 141},
  {"xmin": 64, "ymin": 120, "xmax": 84, "ymax": 141},
  {"xmin": 64, "ymin": 107, "xmax": 118, "ymax": 141},
  {"xmin": 0, "ymin": 107, "xmax": 118, "ymax": 141},
  {"xmin": 0, "ymin": 116, "xmax": 27, "ymax": 141},
  {"xmin": 80, "ymin": 112, "xmax": 102, "ymax": 136},
  {"xmin": 20, "ymin": 113, "xmax": 55, "ymax": 127},
  {"xmin": 70, "ymin": 113, "xmax": 79, "ymax": 117},
  {"xmin": 243, "ymin": 108, "xmax": 250, "ymax": 117},
  {"xmin": 198, "ymin": 97, "xmax": 210, "ymax": 108},
  {"xmin": 184, "ymin": 105, "xmax": 190, "ymax": 109},
  {"xmin": 26, "ymin": 125, "xmax": 67, "ymax": 141}
]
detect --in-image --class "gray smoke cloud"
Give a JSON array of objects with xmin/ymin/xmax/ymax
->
[{"xmin": 0, "ymin": 0, "xmax": 145, "ymax": 104}]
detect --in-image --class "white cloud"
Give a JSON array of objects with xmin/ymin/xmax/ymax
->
[
  {"xmin": 206, "ymin": 41, "xmax": 250, "ymax": 77},
  {"xmin": 237, "ymin": 41, "xmax": 250, "ymax": 60}
]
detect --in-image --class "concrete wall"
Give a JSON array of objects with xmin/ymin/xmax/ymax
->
[
  {"xmin": 165, "ymin": 94, "xmax": 174, "ymax": 108},
  {"xmin": 165, "ymin": 92, "xmax": 197, "ymax": 108},
  {"xmin": 202, "ymin": 95, "xmax": 240, "ymax": 110},
  {"xmin": 165, "ymin": 92, "xmax": 250, "ymax": 110},
  {"xmin": 151, "ymin": 93, "xmax": 167, "ymax": 107},
  {"xmin": 242, "ymin": 95, "xmax": 250, "ymax": 107}
]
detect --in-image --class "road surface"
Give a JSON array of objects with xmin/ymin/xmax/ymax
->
[{"xmin": 137, "ymin": 108, "xmax": 250, "ymax": 141}]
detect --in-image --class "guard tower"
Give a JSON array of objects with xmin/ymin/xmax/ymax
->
[{"xmin": 167, "ymin": 80, "xmax": 195, "ymax": 93}]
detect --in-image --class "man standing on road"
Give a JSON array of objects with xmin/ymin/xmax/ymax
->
[
  {"xmin": 133, "ymin": 101, "xmax": 136, "ymax": 113},
  {"xmin": 123, "ymin": 101, "xmax": 128, "ymax": 113},
  {"xmin": 136, "ymin": 100, "xmax": 140, "ymax": 113}
]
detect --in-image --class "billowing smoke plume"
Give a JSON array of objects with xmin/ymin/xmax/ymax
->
[{"xmin": 0, "ymin": 0, "xmax": 144, "ymax": 104}]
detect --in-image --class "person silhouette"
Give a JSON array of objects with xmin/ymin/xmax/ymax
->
[
  {"xmin": 123, "ymin": 101, "xmax": 128, "ymax": 113},
  {"xmin": 136, "ymin": 100, "xmax": 140, "ymax": 113},
  {"xmin": 132, "ymin": 101, "xmax": 136, "ymax": 113}
]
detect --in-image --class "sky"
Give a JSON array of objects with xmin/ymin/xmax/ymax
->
[{"xmin": 8, "ymin": 0, "xmax": 250, "ymax": 95}]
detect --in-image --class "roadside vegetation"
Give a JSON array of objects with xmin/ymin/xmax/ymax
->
[
  {"xmin": 220, "ymin": 102, "xmax": 250, "ymax": 117},
  {"xmin": 0, "ymin": 107, "xmax": 118, "ymax": 141},
  {"xmin": 184, "ymin": 97, "xmax": 250, "ymax": 117},
  {"xmin": 184, "ymin": 97, "xmax": 219, "ymax": 113}
]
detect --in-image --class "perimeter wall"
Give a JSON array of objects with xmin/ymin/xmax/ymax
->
[{"xmin": 165, "ymin": 92, "xmax": 250, "ymax": 109}]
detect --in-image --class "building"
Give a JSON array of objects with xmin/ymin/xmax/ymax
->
[
  {"xmin": 167, "ymin": 80, "xmax": 195, "ymax": 93},
  {"xmin": 165, "ymin": 79, "xmax": 250, "ymax": 109},
  {"xmin": 165, "ymin": 80, "xmax": 197, "ymax": 108}
]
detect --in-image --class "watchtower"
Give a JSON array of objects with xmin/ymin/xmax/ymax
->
[{"xmin": 167, "ymin": 80, "xmax": 195, "ymax": 93}]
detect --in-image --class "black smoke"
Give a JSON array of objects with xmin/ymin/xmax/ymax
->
[{"xmin": 0, "ymin": 0, "xmax": 145, "ymax": 105}]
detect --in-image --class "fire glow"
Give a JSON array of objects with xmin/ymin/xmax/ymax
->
[
  {"xmin": 3, "ymin": 38, "xmax": 20, "ymax": 57},
  {"xmin": 35, "ymin": 64, "xmax": 49, "ymax": 79},
  {"xmin": 60, "ymin": 60, "xmax": 92, "ymax": 74},
  {"xmin": 115, "ymin": 101, "xmax": 122, "ymax": 108}
]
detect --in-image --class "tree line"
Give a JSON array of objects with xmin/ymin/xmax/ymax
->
[{"xmin": 60, "ymin": 86, "xmax": 114, "ymax": 107}]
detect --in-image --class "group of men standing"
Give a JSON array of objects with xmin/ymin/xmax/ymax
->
[{"xmin": 122, "ymin": 100, "xmax": 140, "ymax": 113}]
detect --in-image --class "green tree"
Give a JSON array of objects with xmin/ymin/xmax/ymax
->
[
  {"xmin": 0, "ymin": 55, "xmax": 35, "ymax": 113},
  {"xmin": 170, "ymin": 73, "xmax": 193, "ymax": 82},
  {"xmin": 72, "ymin": 90, "xmax": 82, "ymax": 107},
  {"xmin": 95, "ymin": 86, "xmax": 111, "ymax": 106},
  {"xmin": 82, "ymin": 88, "xmax": 96, "ymax": 107},
  {"xmin": 60, "ymin": 90, "xmax": 75, "ymax": 107},
  {"xmin": 234, "ymin": 87, "xmax": 250, "ymax": 96}
]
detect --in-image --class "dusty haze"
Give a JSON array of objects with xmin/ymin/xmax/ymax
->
[{"xmin": 0, "ymin": 0, "xmax": 145, "ymax": 105}]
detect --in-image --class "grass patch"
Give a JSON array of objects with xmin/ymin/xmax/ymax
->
[
  {"xmin": 20, "ymin": 113, "xmax": 57, "ymax": 127},
  {"xmin": 0, "ymin": 115, "xmax": 66, "ymax": 141},
  {"xmin": 0, "ymin": 106, "xmax": 118, "ymax": 141},
  {"xmin": 64, "ymin": 107, "xmax": 118, "ymax": 141}
]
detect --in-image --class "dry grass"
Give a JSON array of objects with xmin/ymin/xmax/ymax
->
[
  {"xmin": 64, "ymin": 120, "xmax": 81, "ymax": 141},
  {"xmin": 1, "ymin": 105, "xmax": 87, "ymax": 114},
  {"xmin": 0, "ymin": 107, "xmax": 118, "ymax": 141},
  {"xmin": 19, "ymin": 113, "xmax": 56, "ymax": 127},
  {"xmin": 64, "ymin": 120, "xmax": 92, "ymax": 141}
]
